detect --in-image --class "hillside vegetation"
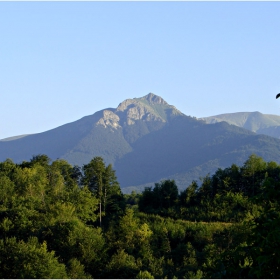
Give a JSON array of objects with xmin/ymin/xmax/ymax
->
[{"xmin": 0, "ymin": 154, "xmax": 280, "ymax": 278}]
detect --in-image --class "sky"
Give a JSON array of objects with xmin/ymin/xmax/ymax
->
[{"xmin": 1, "ymin": 2, "xmax": 280, "ymax": 139}]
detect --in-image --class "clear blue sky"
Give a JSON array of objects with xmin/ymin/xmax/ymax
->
[{"xmin": 1, "ymin": 2, "xmax": 280, "ymax": 139}]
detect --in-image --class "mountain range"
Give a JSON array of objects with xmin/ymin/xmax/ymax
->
[
  {"xmin": 2, "ymin": 93, "xmax": 280, "ymax": 193},
  {"xmin": 200, "ymin": 111, "xmax": 280, "ymax": 139}
]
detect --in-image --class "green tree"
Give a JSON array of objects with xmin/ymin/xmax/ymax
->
[
  {"xmin": 103, "ymin": 249, "xmax": 139, "ymax": 279},
  {"xmin": 30, "ymin": 154, "xmax": 51, "ymax": 167},
  {"xmin": 0, "ymin": 158, "xmax": 17, "ymax": 178},
  {"xmin": 41, "ymin": 219, "xmax": 105, "ymax": 277},
  {"xmin": 241, "ymin": 154, "xmax": 267, "ymax": 196},
  {"xmin": 154, "ymin": 180, "xmax": 178, "ymax": 210},
  {"xmin": 82, "ymin": 157, "xmax": 124, "ymax": 226},
  {"xmin": 0, "ymin": 237, "xmax": 67, "ymax": 279},
  {"xmin": 51, "ymin": 159, "xmax": 80, "ymax": 188},
  {"xmin": 67, "ymin": 258, "xmax": 91, "ymax": 279},
  {"xmin": 246, "ymin": 177, "xmax": 280, "ymax": 278},
  {"xmin": 83, "ymin": 157, "xmax": 106, "ymax": 226},
  {"xmin": 103, "ymin": 164, "xmax": 125, "ymax": 218},
  {"xmin": 138, "ymin": 180, "xmax": 178, "ymax": 216},
  {"xmin": 136, "ymin": 270, "xmax": 154, "ymax": 279}
]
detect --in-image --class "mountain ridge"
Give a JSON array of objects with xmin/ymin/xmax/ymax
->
[
  {"xmin": 200, "ymin": 111, "xmax": 280, "ymax": 138},
  {"xmin": 1, "ymin": 93, "xmax": 280, "ymax": 193}
]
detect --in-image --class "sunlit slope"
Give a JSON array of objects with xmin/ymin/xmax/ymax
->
[{"xmin": 200, "ymin": 111, "xmax": 280, "ymax": 138}]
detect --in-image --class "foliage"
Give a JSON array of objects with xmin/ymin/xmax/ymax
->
[
  {"xmin": 138, "ymin": 180, "xmax": 179, "ymax": 217},
  {"xmin": 0, "ymin": 237, "xmax": 67, "ymax": 279},
  {"xmin": 1, "ymin": 154, "xmax": 280, "ymax": 278},
  {"xmin": 82, "ymin": 156, "xmax": 125, "ymax": 226}
]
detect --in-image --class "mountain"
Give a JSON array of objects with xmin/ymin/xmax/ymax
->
[
  {"xmin": 0, "ymin": 93, "xmax": 181, "ymax": 166},
  {"xmin": 200, "ymin": 111, "xmax": 280, "ymax": 138},
  {"xmin": 2, "ymin": 93, "xmax": 280, "ymax": 193}
]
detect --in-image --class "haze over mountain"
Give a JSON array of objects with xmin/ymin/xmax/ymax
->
[
  {"xmin": 1, "ymin": 93, "xmax": 280, "ymax": 193},
  {"xmin": 200, "ymin": 112, "xmax": 280, "ymax": 139}
]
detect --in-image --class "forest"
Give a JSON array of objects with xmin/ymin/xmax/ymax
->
[{"xmin": 0, "ymin": 154, "xmax": 280, "ymax": 278}]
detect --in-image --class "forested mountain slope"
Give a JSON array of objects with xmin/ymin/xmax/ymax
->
[
  {"xmin": 1, "ymin": 93, "xmax": 280, "ymax": 192},
  {"xmin": 117, "ymin": 117, "xmax": 280, "ymax": 193}
]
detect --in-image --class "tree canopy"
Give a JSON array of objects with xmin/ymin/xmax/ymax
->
[{"xmin": 1, "ymin": 154, "xmax": 280, "ymax": 278}]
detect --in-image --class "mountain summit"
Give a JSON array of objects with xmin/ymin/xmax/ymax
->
[
  {"xmin": 1, "ymin": 93, "xmax": 280, "ymax": 193},
  {"xmin": 93, "ymin": 93, "xmax": 183, "ymax": 137},
  {"xmin": 115, "ymin": 93, "xmax": 182, "ymax": 124},
  {"xmin": 0, "ymin": 93, "xmax": 184, "ymax": 166},
  {"xmin": 140, "ymin": 92, "xmax": 168, "ymax": 105}
]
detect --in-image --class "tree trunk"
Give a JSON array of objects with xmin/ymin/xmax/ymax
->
[{"xmin": 99, "ymin": 200, "xmax": 102, "ymax": 227}]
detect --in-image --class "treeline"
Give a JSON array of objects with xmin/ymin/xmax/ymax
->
[
  {"xmin": 0, "ymin": 154, "xmax": 280, "ymax": 278},
  {"xmin": 138, "ymin": 154, "xmax": 280, "ymax": 222}
]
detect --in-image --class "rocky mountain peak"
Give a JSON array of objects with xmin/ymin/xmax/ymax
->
[
  {"xmin": 116, "ymin": 93, "xmax": 168, "ymax": 112},
  {"xmin": 115, "ymin": 93, "xmax": 184, "ymax": 125},
  {"xmin": 141, "ymin": 93, "xmax": 168, "ymax": 105}
]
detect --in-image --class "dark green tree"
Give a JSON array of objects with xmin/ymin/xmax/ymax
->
[
  {"xmin": 30, "ymin": 154, "xmax": 51, "ymax": 167},
  {"xmin": 246, "ymin": 177, "xmax": 280, "ymax": 278},
  {"xmin": 138, "ymin": 180, "xmax": 178, "ymax": 216}
]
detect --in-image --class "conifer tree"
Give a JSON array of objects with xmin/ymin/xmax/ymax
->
[{"xmin": 82, "ymin": 157, "xmax": 124, "ymax": 226}]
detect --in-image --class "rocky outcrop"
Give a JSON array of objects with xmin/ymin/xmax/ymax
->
[
  {"xmin": 125, "ymin": 104, "xmax": 164, "ymax": 125},
  {"xmin": 116, "ymin": 99, "xmax": 136, "ymax": 112},
  {"xmin": 115, "ymin": 93, "xmax": 181, "ymax": 125},
  {"xmin": 96, "ymin": 110, "xmax": 121, "ymax": 129}
]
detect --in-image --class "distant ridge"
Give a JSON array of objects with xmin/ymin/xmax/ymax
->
[
  {"xmin": 1, "ymin": 93, "xmax": 280, "ymax": 193},
  {"xmin": 0, "ymin": 134, "xmax": 32, "ymax": 142},
  {"xmin": 200, "ymin": 111, "xmax": 280, "ymax": 138}
]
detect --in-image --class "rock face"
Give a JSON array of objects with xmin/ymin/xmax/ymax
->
[
  {"xmin": 118, "ymin": 93, "xmax": 180, "ymax": 119},
  {"xmin": 96, "ymin": 93, "xmax": 182, "ymax": 128},
  {"xmin": 96, "ymin": 110, "xmax": 121, "ymax": 129},
  {"xmin": 117, "ymin": 101, "xmax": 159, "ymax": 124}
]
